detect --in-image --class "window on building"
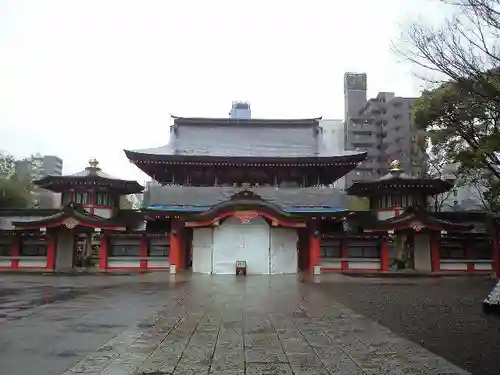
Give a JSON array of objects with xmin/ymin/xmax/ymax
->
[
  {"xmin": 108, "ymin": 237, "xmax": 141, "ymax": 256},
  {"xmin": 20, "ymin": 237, "xmax": 47, "ymax": 256},
  {"xmin": 320, "ymin": 241, "xmax": 342, "ymax": 258},
  {"xmin": 74, "ymin": 191, "xmax": 90, "ymax": 205},
  {"xmin": 469, "ymin": 240, "xmax": 491, "ymax": 260},
  {"xmin": 348, "ymin": 241, "xmax": 380, "ymax": 258},
  {"xmin": 439, "ymin": 241, "xmax": 465, "ymax": 259},
  {"xmin": 0, "ymin": 236, "xmax": 12, "ymax": 256},
  {"xmin": 148, "ymin": 237, "xmax": 170, "ymax": 257},
  {"xmin": 95, "ymin": 191, "xmax": 111, "ymax": 206}
]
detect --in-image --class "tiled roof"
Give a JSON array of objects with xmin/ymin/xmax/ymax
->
[
  {"xmin": 145, "ymin": 186, "xmax": 348, "ymax": 210},
  {"xmin": 125, "ymin": 117, "xmax": 366, "ymax": 160}
]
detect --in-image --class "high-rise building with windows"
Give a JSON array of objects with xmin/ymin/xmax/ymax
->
[
  {"xmin": 14, "ymin": 154, "xmax": 63, "ymax": 208},
  {"xmin": 15, "ymin": 154, "xmax": 63, "ymax": 181},
  {"xmin": 343, "ymin": 73, "xmax": 425, "ymax": 188},
  {"xmin": 229, "ymin": 101, "xmax": 251, "ymax": 119}
]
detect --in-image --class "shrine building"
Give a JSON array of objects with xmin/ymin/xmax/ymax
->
[{"xmin": 0, "ymin": 116, "xmax": 498, "ymax": 277}]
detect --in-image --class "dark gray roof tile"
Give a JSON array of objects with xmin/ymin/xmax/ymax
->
[
  {"xmin": 126, "ymin": 117, "xmax": 365, "ymax": 159},
  {"xmin": 145, "ymin": 186, "xmax": 347, "ymax": 209}
]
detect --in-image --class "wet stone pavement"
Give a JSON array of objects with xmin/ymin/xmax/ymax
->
[{"xmin": 0, "ymin": 273, "xmax": 469, "ymax": 375}]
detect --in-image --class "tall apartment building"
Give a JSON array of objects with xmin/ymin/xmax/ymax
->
[
  {"xmin": 343, "ymin": 72, "xmax": 425, "ymax": 188},
  {"xmin": 15, "ymin": 154, "xmax": 63, "ymax": 209},
  {"xmin": 15, "ymin": 154, "xmax": 63, "ymax": 181},
  {"xmin": 229, "ymin": 101, "xmax": 251, "ymax": 119}
]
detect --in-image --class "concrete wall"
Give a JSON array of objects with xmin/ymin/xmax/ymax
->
[{"xmin": 319, "ymin": 119, "xmax": 345, "ymax": 188}]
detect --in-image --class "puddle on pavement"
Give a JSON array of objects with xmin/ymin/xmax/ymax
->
[
  {"xmin": 55, "ymin": 350, "xmax": 80, "ymax": 358},
  {"xmin": 72, "ymin": 323, "xmax": 127, "ymax": 333}
]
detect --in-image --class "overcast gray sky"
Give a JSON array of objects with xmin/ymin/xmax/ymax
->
[{"xmin": 0, "ymin": 0, "xmax": 448, "ymax": 183}]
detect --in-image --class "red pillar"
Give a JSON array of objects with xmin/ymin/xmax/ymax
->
[
  {"xmin": 11, "ymin": 235, "xmax": 20, "ymax": 269},
  {"xmin": 46, "ymin": 233, "xmax": 56, "ymax": 271},
  {"xmin": 177, "ymin": 227, "xmax": 185, "ymax": 270},
  {"xmin": 341, "ymin": 237, "xmax": 349, "ymax": 271},
  {"xmin": 431, "ymin": 234, "xmax": 441, "ymax": 273},
  {"xmin": 493, "ymin": 234, "xmax": 500, "ymax": 278},
  {"xmin": 99, "ymin": 234, "xmax": 108, "ymax": 270},
  {"xmin": 140, "ymin": 235, "xmax": 148, "ymax": 270},
  {"xmin": 380, "ymin": 236, "xmax": 389, "ymax": 272},
  {"xmin": 465, "ymin": 241, "xmax": 474, "ymax": 272},
  {"xmin": 309, "ymin": 229, "xmax": 320, "ymax": 274},
  {"xmin": 170, "ymin": 224, "xmax": 181, "ymax": 273}
]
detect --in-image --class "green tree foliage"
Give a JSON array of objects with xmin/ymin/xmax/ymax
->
[
  {"xmin": 0, "ymin": 152, "xmax": 32, "ymax": 208},
  {"xmin": 0, "ymin": 152, "xmax": 15, "ymax": 178},
  {"xmin": 0, "ymin": 176, "xmax": 32, "ymax": 208},
  {"xmin": 396, "ymin": 0, "xmax": 500, "ymax": 212},
  {"xmin": 346, "ymin": 196, "xmax": 370, "ymax": 211},
  {"xmin": 413, "ymin": 78, "xmax": 500, "ymax": 212},
  {"xmin": 413, "ymin": 80, "xmax": 500, "ymax": 177},
  {"xmin": 119, "ymin": 195, "xmax": 135, "ymax": 209}
]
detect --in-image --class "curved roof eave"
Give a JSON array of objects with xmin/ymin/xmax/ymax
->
[
  {"xmin": 34, "ymin": 175, "xmax": 144, "ymax": 193},
  {"xmin": 346, "ymin": 178, "xmax": 453, "ymax": 196},
  {"xmin": 124, "ymin": 147, "xmax": 367, "ymax": 162}
]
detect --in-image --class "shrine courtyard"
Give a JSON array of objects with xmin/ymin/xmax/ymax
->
[{"xmin": 0, "ymin": 273, "xmax": 498, "ymax": 375}]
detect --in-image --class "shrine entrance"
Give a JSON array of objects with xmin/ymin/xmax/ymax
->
[
  {"xmin": 191, "ymin": 214, "xmax": 299, "ymax": 275},
  {"xmin": 213, "ymin": 217, "xmax": 270, "ymax": 274}
]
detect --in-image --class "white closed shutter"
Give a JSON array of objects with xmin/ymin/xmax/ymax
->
[
  {"xmin": 270, "ymin": 228, "xmax": 298, "ymax": 274},
  {"xmin": 192, "ymin": 228, "xmax": 213, "ymax": 274},
  {"xmin": 213, "ymin": 217, "xmax": 270, "ymax": 274}
]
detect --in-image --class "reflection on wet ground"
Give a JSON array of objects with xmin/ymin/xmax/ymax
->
[{"xmin": 0, "ymin": 272, "xmax": 488, "ymax": 374}]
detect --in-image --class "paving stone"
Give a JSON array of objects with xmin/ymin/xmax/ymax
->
[
  {"xmin": 47, "ymin": 274, "xmax": 471, "ymax": 375},
  {"xmin": 210, "ymin": 353, "xmax": 245, "ymax": 373},
  {"xmin": 245, "ymin": 362, "xmax": 293, "ymax": 375},
  {"xmin": 245, "ymin": 347, "xmax": 287, "ymax": 363}
]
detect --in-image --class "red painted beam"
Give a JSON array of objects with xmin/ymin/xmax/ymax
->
[{"xmin": 188, "ymin": 210, "xmax": 304, "ymax": 228}]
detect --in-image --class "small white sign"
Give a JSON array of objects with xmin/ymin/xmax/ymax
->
[{"xmin": 170, "ymin": 264, "xmax": 177, "ymax": 275}]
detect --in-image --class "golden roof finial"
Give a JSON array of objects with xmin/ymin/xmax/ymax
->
[
  {"xmin": 88, "ymin": 158, "xmax": 99, "ymax": 168},
  {"xmin": 389, "ymin": 160, "xmax": 402, "ymax": 173}
]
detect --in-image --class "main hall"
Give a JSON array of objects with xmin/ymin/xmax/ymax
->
[{"xmin": 0, "ymin": 115, "xmax": 498, "ymax": 277}]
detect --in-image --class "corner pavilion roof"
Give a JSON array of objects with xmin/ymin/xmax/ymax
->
[
  {"xmin": 346, "ymin": 160, "xmax": 454, "ymax": 197},
  {"xmin": 124, "ymin": 116, "xmax": 367, "ymax": 164},
  {"xmin": 35, "ymin": 159, "xmax": 144, "ymax": 195},
  {"xmin": 361, "ymin": 206, "xmax": 473, "ymax": 233}
]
